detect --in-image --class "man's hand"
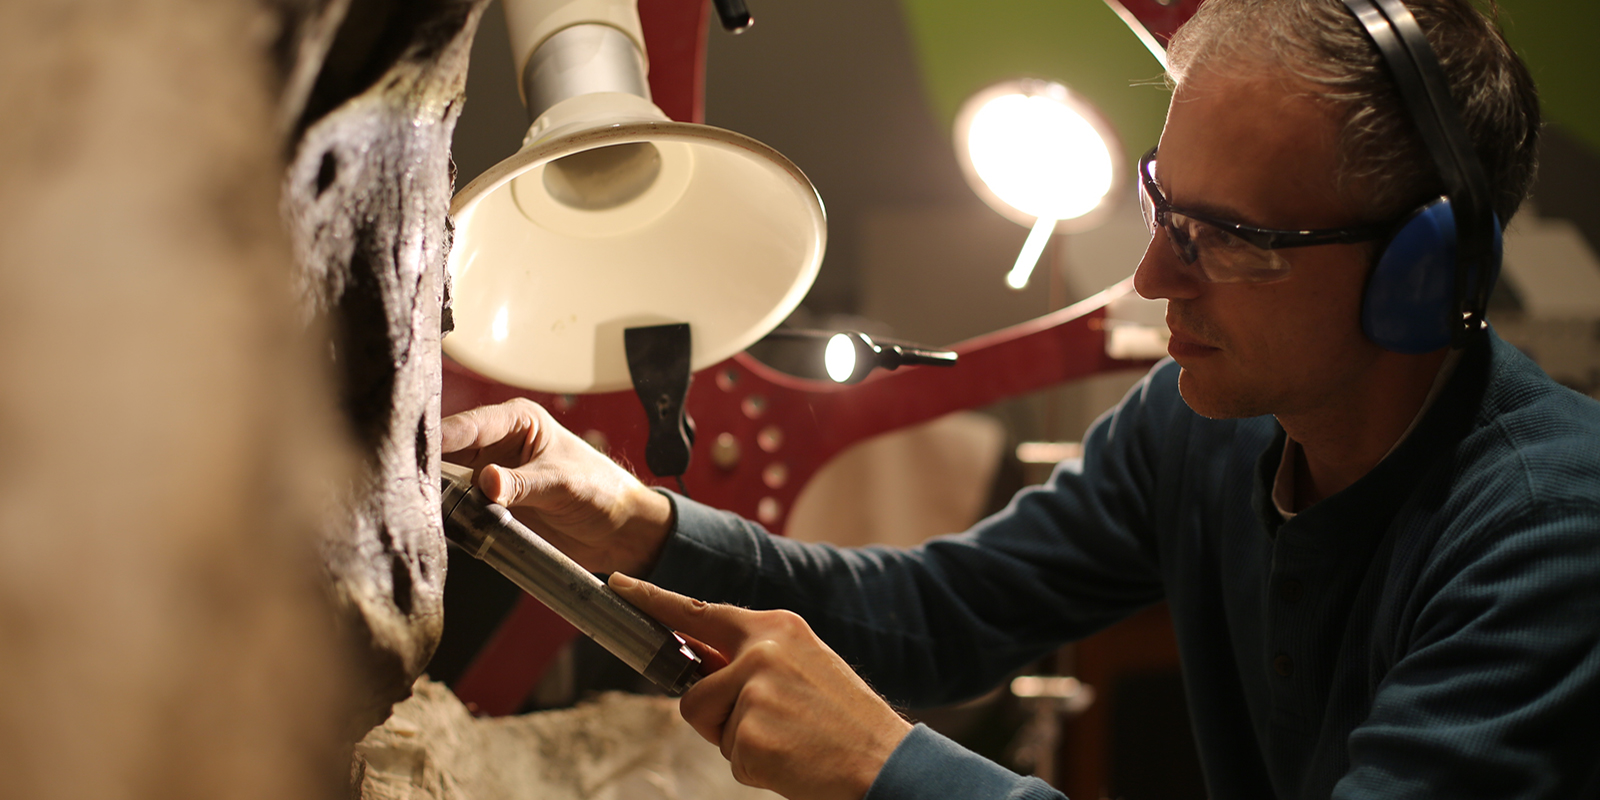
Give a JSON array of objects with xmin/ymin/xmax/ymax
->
[
  {"xmin": 441, "ymin": 398, "xmax": 673, "ymax": 575},
  {"xmin": 609, "ymin": 573, "xmax": 913, "ymax": 800}
]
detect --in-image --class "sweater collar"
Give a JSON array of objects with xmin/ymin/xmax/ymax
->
[{"xmin": 1251, "ymin": 332, "xmax": 1493, "ymax": 541}]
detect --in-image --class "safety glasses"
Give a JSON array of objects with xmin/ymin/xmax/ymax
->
[{"xmin": 1138, "ymin": 147, "xmax": 1394, "ymax": 283}]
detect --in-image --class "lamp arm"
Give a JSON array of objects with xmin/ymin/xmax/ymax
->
[{"xmin": 881, "ymin": 343, "xmax": 958, "ymax": 370}]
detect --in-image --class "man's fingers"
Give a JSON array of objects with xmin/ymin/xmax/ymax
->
[
  {"xmin": 608, "ymin": 573, "xmax": 750, "ymax": 655},
  {"xmin": 678, "ymin": 632, "xmax": 731, "ymax": 674},
  {"xmin": 440, "ymin": 399, "xmax": 543, "ymax": 456},
  {"xmin": 439, "ymin": 413, "xmax": 478, "ymax": 455},
  {"xmin": 606, "ymin": 574, "xmax": 749, "ymax": 749},
  {"xmin": 674, "ymin": 638, "xmax": 754, "ymax": 751}
]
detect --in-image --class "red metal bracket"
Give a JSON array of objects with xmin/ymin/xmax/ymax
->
[
  {"xmin": 446, "ymin": 281, "xmax": 1153, "ymax": 714},
  {"xmin": 1099, "ymin": 0, "xmax": 1205, "ymax": 61}
]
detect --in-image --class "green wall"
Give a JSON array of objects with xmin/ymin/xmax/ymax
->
[
  {"xmin": 1496, "ymin": 0, "xmax": 1599, "ymax": 151},
  {"xmin": 900, "ymin": 0, "xmax": 1171, "ymax": 171},
  {"xmin": 900, "ymin": 0, "xmax": 1597, "ymax": 159}
]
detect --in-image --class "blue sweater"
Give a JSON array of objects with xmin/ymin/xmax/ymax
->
[{"xmin": 649, "ymin": 331, "xmax": 1600, "ymax": 799}]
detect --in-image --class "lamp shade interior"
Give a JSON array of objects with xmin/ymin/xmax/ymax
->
[{"xmin": 446, "ymin": 119, "xmax": 826, "ymax": 394}]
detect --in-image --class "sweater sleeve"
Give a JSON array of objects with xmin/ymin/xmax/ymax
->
[
  {"xmin": 865, "ymin": 725, "xmax": 1065, "ymax": 800},
  {"xmin": 647, "ymin": 361, "xmax": 1182, "ymax": 708},
  {"xmin": 1333, "ymin": 498, "xmax": 1600, "ymax": 799}
]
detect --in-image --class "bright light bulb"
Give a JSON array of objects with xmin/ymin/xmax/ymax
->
[
  {"xmin": 825, "ymin": 333, "xmax": 857, "ymax": 383},
  {"xmin": 960, "ymin": 85, "xmax": 1116, "ymax": 223}
]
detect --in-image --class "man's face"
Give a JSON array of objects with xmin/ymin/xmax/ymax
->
[{"xmin": 1133, "ymin": 62, "xmax": 1389, "ymax": 420}]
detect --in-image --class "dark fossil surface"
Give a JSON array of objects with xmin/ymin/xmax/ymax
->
[{"xmin": 274, "ymin": 0, "xmax": 492, "ymax": 735}]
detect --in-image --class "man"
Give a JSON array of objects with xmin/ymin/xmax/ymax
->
[{"xmin": 443, "ymin": 1, "xmax": 1600, "ymax": 797}]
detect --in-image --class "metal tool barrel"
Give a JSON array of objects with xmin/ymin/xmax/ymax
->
[{"xmin": 439, "ymin": 464, "xmax": 701, "ymax": 696}]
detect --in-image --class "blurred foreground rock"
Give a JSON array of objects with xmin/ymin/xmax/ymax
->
[
  {"xmin": 0, "ymin": 0, "xmax": 357, "ymax": 797},
  {"xmin": 357, "ymin": 680, "xmax": 782, "ymax": 800}
]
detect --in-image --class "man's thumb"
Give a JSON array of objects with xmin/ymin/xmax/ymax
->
[{"xmin": 480, "ymin": 463, "xmax": 527, "ymax": 507}]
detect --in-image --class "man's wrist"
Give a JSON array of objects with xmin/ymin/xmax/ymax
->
[
  {"xmin": 850, "ymin": 718, "xmax": 914, "ymax": 799},
  {"xmin": 614, "ymin": 484, "xmax": 674, "ymax": 576},
  {"xmin": 865, "ymin": 724, "xmax": 1059, "ymax": 800}
]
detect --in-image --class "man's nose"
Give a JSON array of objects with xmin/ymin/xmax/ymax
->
[{"xmin": 1133, "ymin": 230, "xmax": 1202, "ymax": 301}]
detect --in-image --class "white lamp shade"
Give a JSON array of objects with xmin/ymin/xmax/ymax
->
[{"xmin": 445, "ymin": 93, "xmax": 827, "ymax": 394}]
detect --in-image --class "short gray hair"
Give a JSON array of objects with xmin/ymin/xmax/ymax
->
[{"xmin": 1166, "ymin": 0, "xmax": 1540, "ymax": 225}]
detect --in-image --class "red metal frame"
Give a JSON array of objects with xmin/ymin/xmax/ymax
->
[
  {"xmin": 444, "ymin": 283, "xmax": 1146, "ymax": 533},
  {"xmin": 1114, "ymin": 0, "xmax": 1205, "ymax": 44},
  {"xmin": 447, "ymin": 281, "xmax": 1152, "ymax": 714},
  {"xmin": 448, "ymin": 0, "xmax": 1194, "ymax": 716},
  {"xmin": 638, "ymin": 0, "xmax": 710, "ymax": 123}
]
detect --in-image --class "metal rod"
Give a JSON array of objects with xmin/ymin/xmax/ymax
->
[{"xmin": 521, "ymin": 23, "xmax": 650, "ymax": 123}]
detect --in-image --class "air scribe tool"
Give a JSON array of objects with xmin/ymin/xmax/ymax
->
[{"xmin": 439, "ymin": 462, "xmax": 702, "ymax": 696}]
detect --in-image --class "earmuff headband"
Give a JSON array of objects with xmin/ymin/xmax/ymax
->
[{"xmin": 1340, "ymin": 0, "xmax": 1498, "ymax": 345}]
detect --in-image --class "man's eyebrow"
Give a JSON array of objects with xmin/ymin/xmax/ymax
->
[
  {"xmin": 1153, "ymin": 165, "xmax": 1267, "ymax": 228},
  {"xmin": 1181, "ymin": 197, "xmax": 1266, "ymax": 228}
]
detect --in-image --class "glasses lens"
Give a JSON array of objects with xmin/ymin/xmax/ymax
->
[
  {"xmin": 1138, "ymin": 154, "xmax": 1161, "ymax": 234},
  {"xmin": 1167, "ymin": 211, "xmax": 1290, "ymax": 283}
]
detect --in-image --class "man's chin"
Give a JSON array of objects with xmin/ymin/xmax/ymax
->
[{"xmin": 1176, "ymin": 365, "xmax": 1271, "ymax": 420}]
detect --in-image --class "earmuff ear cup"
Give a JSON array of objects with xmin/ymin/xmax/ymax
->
[{"xmin": 1361, "ymin": 198, "xmax": 1502, "ymax": 354}]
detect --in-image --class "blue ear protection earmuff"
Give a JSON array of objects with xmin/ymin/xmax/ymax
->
[
  {"xmin": 1364, "ymin": 199, "xmax": 1502, "ymax": 353},
  {"xmin": 1342, "ymin": 0, "xmax": 1500, "ymax": 353}
]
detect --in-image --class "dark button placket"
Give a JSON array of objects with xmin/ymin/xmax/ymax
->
[
  {"xmin": 1269, "ymin": 542, "xmax": 1303, "ymax": 686},
  {"xmin": 1265, "ymin": 517, "xmax": 1324, "ymax": 729},
  {"xmin": 1273, "ymin": 653, "xmax": 1295, "ymax": 677}
]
